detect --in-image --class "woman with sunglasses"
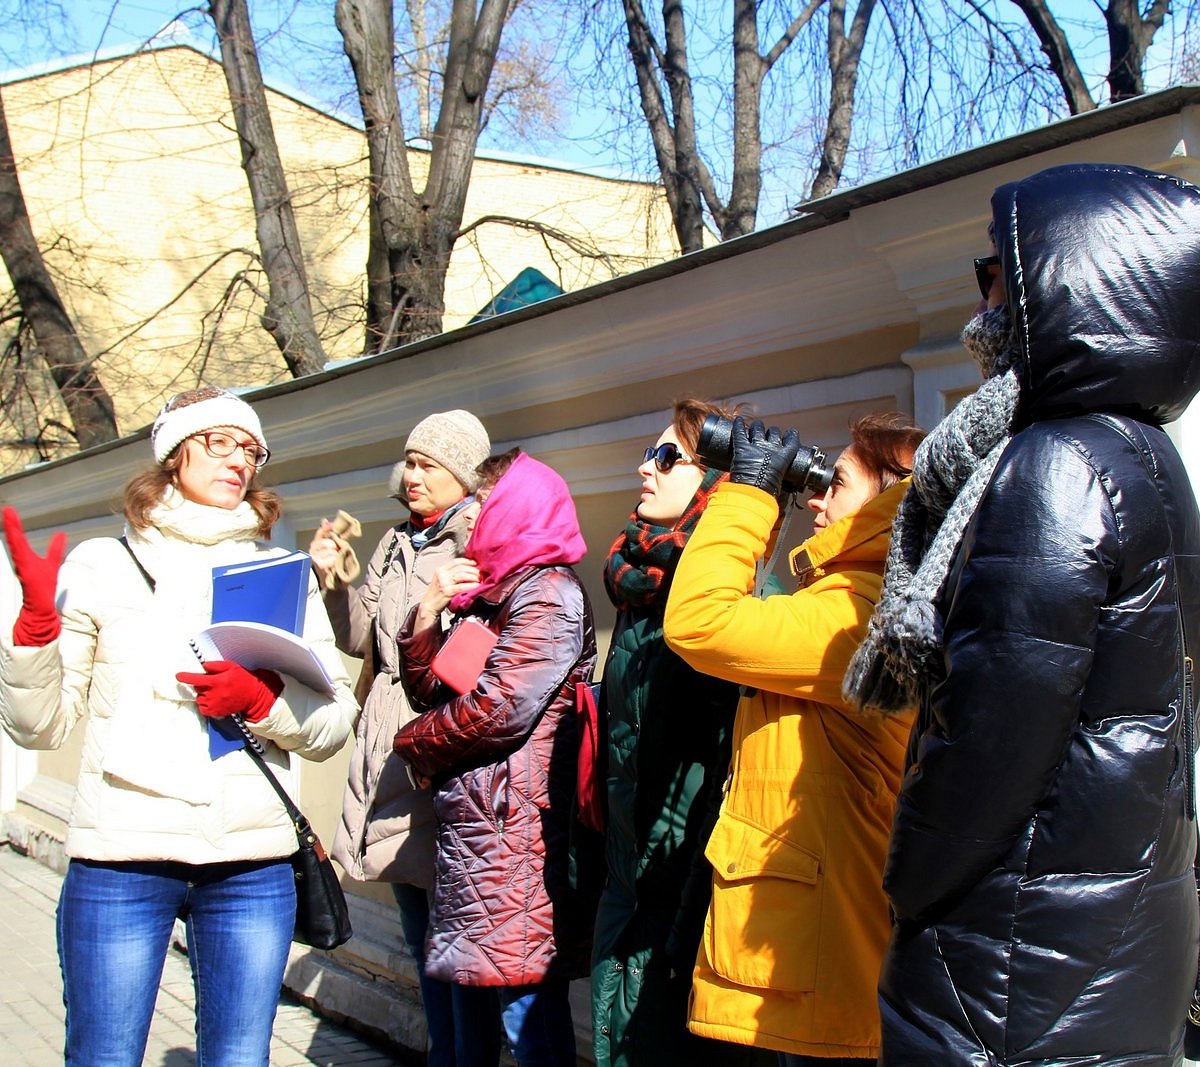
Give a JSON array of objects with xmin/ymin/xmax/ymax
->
[
  {"xmin": 663, "ymin": 412, "xmax": 925, "ymax": 1064},
  {"xmin": 591, "ymin": 397, "xmax": 765, "ymax": 1067},
  {"xmin": 0, "ymin": 386, "xmax": 358, "ymax": 1066}
]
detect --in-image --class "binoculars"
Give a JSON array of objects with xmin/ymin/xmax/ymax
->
[{"xmin": 696, "ymin": 414, "xmax": 834, "ymax": 495}]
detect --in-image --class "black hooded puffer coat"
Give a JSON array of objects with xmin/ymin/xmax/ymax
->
[{"xmin": 880, "ymin": 164, "xmax": 1200, "ymax": 1066}]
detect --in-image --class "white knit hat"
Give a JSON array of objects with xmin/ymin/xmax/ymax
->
[
  {"xmin": 151, "ymin": 387, "xmax": 267, "ymax": 464},
  {"xmin": 394, "ymin": 410, "xmax": 491, "ymax": 496}
]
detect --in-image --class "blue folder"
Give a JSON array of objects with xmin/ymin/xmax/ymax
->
[
  {"xmin": 211, "ymin": 551, "xmax": 309, "ymax": 635},
  {"xmin": 206, "ymin": 550, "xmax": 310, "ymax": 757}
]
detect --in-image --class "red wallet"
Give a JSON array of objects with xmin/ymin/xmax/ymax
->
[{"xmin": 431, "ymin": 618, "xmax": 499, "ymax": 694}]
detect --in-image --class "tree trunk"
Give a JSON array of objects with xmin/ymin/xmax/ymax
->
[
  {"xmin": 1105, "ymin": 0, "xmax": 1170, "ymax": 102},
  {"xmin": 0, "ymin": 85, "xmax": 118, "ymax": 451},
  {"xmin": 623, "ymin": 0, "xmax": 708, "ymax": 253},
  {"xmin": 659, "ymin": 0, "xmax": 715, "ymax": 247},
  {"xmin": 336, "ymin": 0, "xmax": 420, "ymax": 352},
  {"xmin": 809, "ymin": 0, "xmax": 878, "ymax": 200},
  {"xmin": 405, "ymin": 0, "xmax": 436, "ymax": 138},
  {"xmin": 724, "ymin": 0, "xmax": 765, "ymax": 240},
  {"xmin": 209, "ymin": 0, "xmax": 326, "ymax": 377},
  {"xmin": 1010, "ymin": 0, "xmax": 1096, "ymax": 114},
  {"xmin": 622, "ymin": 0, "xmax": 819, "ymax": 247},
  {"xmin": 339, "ymin": 0, "xmax": 512, "ymax": 349}
]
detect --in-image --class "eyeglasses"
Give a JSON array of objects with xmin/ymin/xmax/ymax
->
[
  {"xmin": 189, "ymin": 431, "xmax": 271, "ymax": 468},
  {"xmin": 973, "ymin": 255, "xmax": 1000, "ymax": 299},
  {"xmin": 643, "ymin": 442, "xmax": 694, "ymax": 473}
]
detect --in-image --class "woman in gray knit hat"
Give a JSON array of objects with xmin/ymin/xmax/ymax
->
[{"xmin": 309, "ymin": 409, "xmax": 501, "ymax": 1067}]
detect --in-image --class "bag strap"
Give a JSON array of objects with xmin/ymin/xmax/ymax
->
[
  {"xmin": 118, "ymin": 536, "xmax": 157, "ymax": 592},
  {"xmin": 117, "ymin": 536, "xmax": 309, "ymax": 840},
  {"xmin": 229, "ymin": 717, "xmax": 309, "ymax": 838},
  {"xmin": 754, "ymin": 494, "xmax": 796, "ymax": 599}
]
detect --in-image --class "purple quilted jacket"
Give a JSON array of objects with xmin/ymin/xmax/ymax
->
[{"xmin": 394, "ymin": 564, "xmax": 597, "ymax": 986}]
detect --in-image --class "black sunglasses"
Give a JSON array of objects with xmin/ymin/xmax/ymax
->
[
  {"xmin": 643, "ymin": 442, "xmax": 694, "ymax": 473},
  {"xmin": 974, "ymin": 255, "xmax": 1000, "ymax": 300}
]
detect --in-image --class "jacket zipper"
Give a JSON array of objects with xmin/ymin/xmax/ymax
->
[
  {"xmin": 492, "ymin": 762, "xmax": 510, "ymax": 835},
  {"xmin": 1183, "ymin": 641, "xmax": 1195, "ymax": 820}
]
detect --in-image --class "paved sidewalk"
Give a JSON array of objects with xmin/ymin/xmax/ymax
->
[{"xmin": 0, "ymin": 844, "xmax": 411, "ymax": 1066}]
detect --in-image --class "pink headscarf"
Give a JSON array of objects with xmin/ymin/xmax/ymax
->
[{"xmin": 450, "ymin": 452, "xmax": 587, "ymax": 613}]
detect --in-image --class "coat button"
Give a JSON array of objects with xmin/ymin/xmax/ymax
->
[
  {"xmin": 727, "ymin": 862, "xmax": 737, "ymax": 874},
  {"xmin": 600, "ymin": 1025, "xmax": 610, "ymax": 1036},
  {"xmin": 614, "ymin": 962, "xmax": 623, "ymax": 971}
]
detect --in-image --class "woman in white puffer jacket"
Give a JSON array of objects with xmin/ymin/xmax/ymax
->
[{"xmin": 0, "ymin": 386, "xmax": 357, "ymax": 1067}]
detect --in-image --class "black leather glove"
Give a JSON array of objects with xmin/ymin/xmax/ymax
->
[{"xmin": 729, "ymin": 417, "xmax": 801, "ymax": 496}]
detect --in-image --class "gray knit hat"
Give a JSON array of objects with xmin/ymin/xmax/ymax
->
[{"xmin": 391, "ymin": 410, "xmax": 491, "ymax": 498}]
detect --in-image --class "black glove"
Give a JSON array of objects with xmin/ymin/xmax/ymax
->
[{"xmin": 729, "ymin": 417, "xmax": 800, "ymax": 496}]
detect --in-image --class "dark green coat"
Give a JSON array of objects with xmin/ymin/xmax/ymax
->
[{"xmin": 590, "ymin": 605, "xmax": 743, "ymax": 1066}]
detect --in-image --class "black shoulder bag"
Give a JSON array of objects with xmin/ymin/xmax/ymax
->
[
  {"xmin": 230, "ymin": 719, "xmax": 353, "ymax": 950},
  {"xmin": 118, "ymin": 537, "xmax": 352, "ymax": 951}
]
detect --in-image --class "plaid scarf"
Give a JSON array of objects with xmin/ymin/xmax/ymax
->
[{"xmin": 604, "ymin": 467, "xmax": 726, "ymax": 609}]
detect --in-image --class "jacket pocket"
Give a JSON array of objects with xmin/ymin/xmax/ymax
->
[
  {"xmin": 490, "ymin": 761, "xmax": 511, "ymax": 832},
  {"xmin": 702, "ymin": 809, "xmax": 821, "ymax": 992}
]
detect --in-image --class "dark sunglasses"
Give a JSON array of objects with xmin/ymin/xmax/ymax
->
[
  {"xmin": 643, "ymin": 442, "xmax": 694, "ymax": 473},
  {"xmin": 974, "ymin": 255, "xmax": 1000, "ymax": 299}
]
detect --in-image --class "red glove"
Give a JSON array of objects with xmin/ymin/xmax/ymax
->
[
  {"xmin": 3, "ymin": 507, "xmax": 67, "ymax": 647},
  {"xmin": 175, "ymin": 660, "xmax": 283, "ymax": 723}
]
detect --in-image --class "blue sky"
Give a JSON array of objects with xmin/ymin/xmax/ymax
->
[
  {"xmin": 0, "ymin": 1, "xmax": 1191, "ymax": 227},
  {"xmin": 0, "ymin": 3, "xmax": 364, "ymax": 124},
  {"xmin": 0, "ymin": 1, "xmax": 638, "ymax": 182}
]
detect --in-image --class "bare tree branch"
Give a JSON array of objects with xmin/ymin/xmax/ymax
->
[
  {"xmin": 456, "ymin": 213, "xmax": 626, "ymax": 267},
  {"xmin": 764, "ymin": 0, "xmax": 827, "ymax": 69},
  {"xmin": 208, "ymin": 0, "xmax": 328, "ymax": 376},
  {"xmin": 810, "ymin": 0, "xmax": 879, "ymax": 199},
  {"xmin": 0, "ymin": 82, "xmax": 118, "ymax": 450},
  {"xmin": 1105, "ymin": 0, "xmax": 1171, "ymax": 100},
  {"xmin": 1009, "ymin": 0, "xmax": 1097, "ymax": 113}
]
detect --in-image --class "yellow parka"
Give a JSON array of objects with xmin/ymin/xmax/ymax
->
[{"xmin": 663, "ymin": 480, "xmax": 913, "ymax": 1058}]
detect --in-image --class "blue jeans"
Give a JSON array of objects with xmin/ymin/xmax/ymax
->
[
  {"xmin": 498, "ymin": 980, "xmax": 576, "ymax": 1067},
  {"xmin": 57, "ymin": 857, "xmax": 295, "ymax": 1067},
  {"xmin": 392, "ymin": 882, "xmax": 501, "ymax": 1067}
]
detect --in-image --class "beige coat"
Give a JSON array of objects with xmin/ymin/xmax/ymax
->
[
  {"xmin": 0, "ymin": 528, "xmax": 357, "ymax": 865},
  {"xmin": 328, "ymin": 508, "xmax": 472, "ymax": 887}
]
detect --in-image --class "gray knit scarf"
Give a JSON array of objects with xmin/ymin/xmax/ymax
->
[{"xmin": 843, "ymin": 306, "xmax": 1022, "ymax": 714}]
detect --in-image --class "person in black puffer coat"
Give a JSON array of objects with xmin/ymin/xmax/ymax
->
[{"xmin": 844, "ymin": 163, "xmax": 1200, "ymax": 1065}]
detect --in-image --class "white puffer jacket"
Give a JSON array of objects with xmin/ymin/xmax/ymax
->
[{"xmin": 0, "ymin": 504, "xmax": 357, "ymax": 865}]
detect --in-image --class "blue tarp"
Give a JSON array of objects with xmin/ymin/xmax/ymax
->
[{"xmin": 469, "ymin": 267, "xmax": 564, "ymax": 323}]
